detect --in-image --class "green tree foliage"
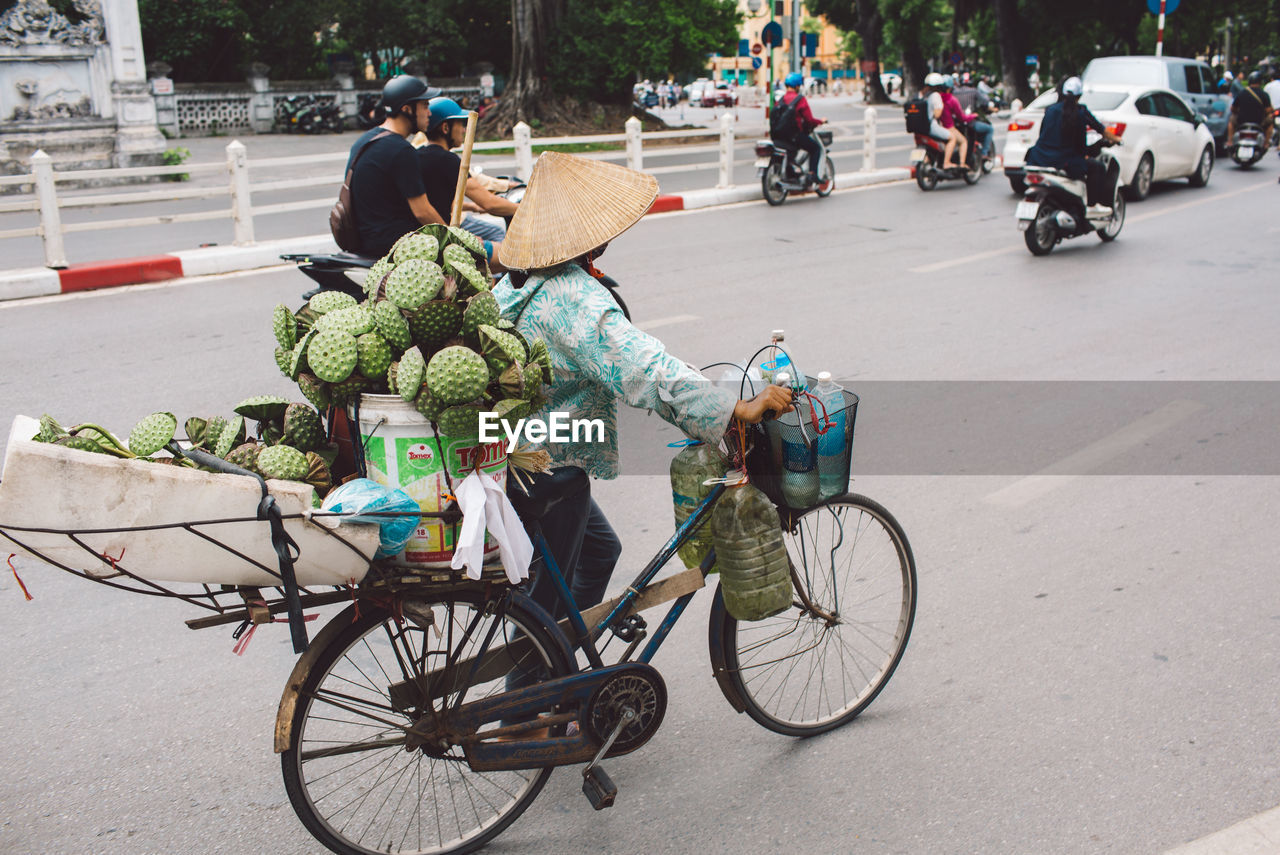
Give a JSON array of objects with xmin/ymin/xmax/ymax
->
[
  {"xmin": 138, "ymin": 0, "xmax": 252, "ymax": 81},
  {"xmin": 546, "ymin": 0, "xmax": 741, "ymax": 104}
]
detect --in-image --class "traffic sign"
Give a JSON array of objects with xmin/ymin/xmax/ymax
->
[
  {"xmin": 751, "ymin": 43, "xmax": 763, "ymax": 55},
  {"xmin": 761, "ymin": 21, "xmax": 783, "ymax": 48},
  {"xmin": 752, "ymin": 57, "xmax": 763, "ymax": 70},
  {"xmin": 1147, "ymin": 0, "xmax": 1179, "ymax": 13},
  {"xmin": 1025, "ymin": 54, "xmax": 1038, "ymax": 65},
  {"xmin": 949, "ymin": 52, "xmax": 964, "ymax": 66}
]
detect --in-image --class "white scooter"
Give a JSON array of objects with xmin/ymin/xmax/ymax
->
[{"xmin": 1016, "ymin": 136, "xmax": 1124, "ymax": 256}]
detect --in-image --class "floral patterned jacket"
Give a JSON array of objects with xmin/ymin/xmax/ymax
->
[{"xmin": 493, "ymin": 263, "xmax": 737, "ymax": 479}]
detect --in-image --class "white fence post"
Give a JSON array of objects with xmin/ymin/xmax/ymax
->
[
  {"xmin": 718, "ymin": 112, "xmax": 735, "ymax": 188},
  {"xmin": 862, "ymin": 107, "xmax": 877, "ymax": 173},
  {"xmin": 226, "ymin": 140, "xmax": 255, "ymax": 245},
  {"xmin": 625, "ymin": 116, "xmax": 642, "ymax": 172},
  {"xmin": 513, "ymin": 121, "xmax": 533, "ymax": 181},
  {"xmin": 30, "ymin": 150, "xmax": 67, "ymax": 268}
]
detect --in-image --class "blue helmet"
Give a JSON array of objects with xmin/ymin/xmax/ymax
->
[
  {"xmin": 426, "ymin": 97, "xmax": 469, "ymax": 136},
  {"xmin": 785, "ymin": 72, "xmax": 804, "ymax": 88}
]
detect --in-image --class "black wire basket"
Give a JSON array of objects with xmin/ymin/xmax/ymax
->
[{"xmin": 746, "ymin": 388, "xmax": 859, "ymax": 512}]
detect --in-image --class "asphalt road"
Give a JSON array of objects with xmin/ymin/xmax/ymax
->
[
  {"xmin": 0, "ymin": 98, "xmax": 929, "ymax": 269},
  {"xmin": 1, "ymin": 151, "xmax": 1278, "ymax": 855}
]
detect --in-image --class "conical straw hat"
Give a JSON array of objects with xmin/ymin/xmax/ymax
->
[{"xmin": 499, "ymin": 151, "xmax": 659, "ymax": 271}]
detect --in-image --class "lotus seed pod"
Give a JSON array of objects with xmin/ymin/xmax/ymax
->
[
  {"xmin": 414, "ymin": 386, "xmax": 445, "ymax": 420},
  {"xmin": 258, "ymin": 444, "xmax": 310, "ymax": 481},
  {"xmin": 425, "ymin": 345, "xmax": 489, "ymax": 406},
  {"xmin": 35, "ymin": 414, "xmax": 68, "ymax": 443},
  {"xmin": 364, "ymin": 255, "xmax": 395, "ymax": 299},
  {"xmin": 386, "ymin": 258, "xmax": 444, "ymax": 310},
  {"xmin": 529, "ymin": 338, "xmax": 554, "ymax": 382},
  {"xmin": 281, "ymin": 403, "xmax": 325, "ymax": 452},
  {"xmin": 290, "ymin": 328, "xmax": 317, "ymax": 380},
  {"xmin": 386, "ymin": 360, "xmax": 399, "ymax": 396},
  {"xmin": 492, "ymin": 397, "xmax": 530, "ymax": 432},
  {"xmin": 496, "ymin": 362, "xmax": 524, "ymax": 398},
  {"xmin": 309, "ymin": 291, "xmax": 357, "ymax": 315},
  {"xmin": 294, "ymin": 304, "xmax": 320, "ymax": 331},
  {"xmin": 371, "ymin": 300, "xmax": 413, "ymax": 352},
  {"xmin": 225, "ymin": 441, "xmax": 262, "ymax": 474},
  {"xmin": 272, "ymin": 304, "xmax": 297, "ymax": 351},
  {"xmin": 296, "ymin": 373, "xmax": 331, "ymax": 411},
  {"xmin": 446, "ymin": 225, "xmax": 487, "ymax": 259},
  {"xmin": 274, "ymin": 346, "xmax": 292, "ymax": 376},
  {"xmin": 356, "ymin": 331, "xmax": 392, "ymax": 380},
  {"xmin": 128, "ymin": 412, "xmax": 178, "ymax": 457},
  {"xmin": 304, "ymin": 451, "xmax": 333, "ymax": 498},
  {"xmin": 522, "ymin": 361, "xmax": 544, "ymax": 396},
  {"xmin": 416, "ymin": 223, "xmax": 448, "ymax": 244},
  {"xmin": 392, "ymin": 232, "xmax": 440, "ymax": 264},
  {"xmin": 184, "ymin": 417, "xmax": 209, "ymax": 448},
  {"xmin": 307, "ymin": 328, "xmax": 360, "ymax": 384},
  {"xmin": 233, "ymin": 395, "xmax": 290, "ymax": 424},
  {"xmin": 437, "ymin": 403, "xmax": 483, "ymax": 438},
  {"xmin": 202, "ymin": 416, "xmax": 229, "ymax": 450},
  {"xmin": 214, "ymin": 415, "xmax": 247, "ymax": 459},
  {"xmin": 316, "ymin": 304, "xmax": 374, "ymax": 337},
  {"xmin": 477, "ymin": 324, "xmax": 527, "ymax": 374},
  {"xmin": 56, "ymin": 435, "xmax": 112, "ymax": 455},
  {"xmin": 396, "ymin": 346, "xmax": 426, "ymax": 402},
  {"xmin": 461, "ymin": 291, "xmax": 500, "ymax": 338},
  {"xmin": 328, "ymin": 375, "xmax": 374, "ymax": 408},
  {"xmin": 408, "ymin": 300, "xmax": 464, "ymax": 352}
]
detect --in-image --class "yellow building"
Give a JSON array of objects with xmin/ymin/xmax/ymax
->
[{"xmin": 709, "ymin": 0, "xmax": 854, "ymax": 89}]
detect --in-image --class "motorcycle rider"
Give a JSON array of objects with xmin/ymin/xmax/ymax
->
[
  {"xmin": 1024, "ymin": 76, "xmax": 1122, "ymax": 215},
  {"xmin": 345, "ymin": 75, "xmax": 447, "ymax": 258},
  {"xmin": 922, "ymin": 72, "xmax": 955, "ymax": 150},
  {"xmin": 947, "ymin": 74, "xmax": 995, "ymax": 165},
  {"xmin": 417, "ymin": 96, "xmax": 518, "ymax": 267},
  {"xmin": 1226, "ymin": 71, "xmax": 1274, "ymax": 151},
  {"xmin": 936, "ymin": 75, "xmax": 975, "ymax": 171},
  {"xmin": 773, "ymin": 71, "xmax": 828, "ymax": 187}
]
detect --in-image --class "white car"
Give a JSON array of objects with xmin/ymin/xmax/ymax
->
[{"xmin": 1002, "ymin": 84, "xmax": 1215, "ymax": 200}]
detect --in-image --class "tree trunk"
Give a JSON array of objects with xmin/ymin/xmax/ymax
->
[
  {"xmin": 856, "ymin": 0, "xmax": 890, "ymax": 104},
  {"xmin": 900, "ymin": 8, "xmax": 930, "ymax": 100},
  {"xmin": 993, "ymin": 0, "xmax": 1032, "ymax": 104},
  {"xmin": 480, "ymin": 0, "xmax": 563, "ymax": 136}
]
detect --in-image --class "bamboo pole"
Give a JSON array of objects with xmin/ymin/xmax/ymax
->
[{"xmin": 450, "ymin": 111, "xmax": 479, "ymax": 226}]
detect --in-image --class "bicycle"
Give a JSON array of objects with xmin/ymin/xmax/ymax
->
[{"xmin": 0, "ymin": 377, "xmax": 916, "ymax": 855}]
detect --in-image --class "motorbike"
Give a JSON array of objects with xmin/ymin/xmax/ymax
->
[
  {"xmin": 755, "ymin": 130, "xmax": 836, "ymax": 206},
  {"xmin": 1228, "ymin": 123, "xmax": 1267, "ymax": 167},
  {"xmin": 287, "ymin": 179, "xmax": 631, "ymax": 318},
  {"xmin": 355, "ymin": 93, "xmax": 382, "ymax": 130},
  {"xmin": 910, "ymin": 121, "xmax": 987, "ymax": 191},
  {"xmin": 276, "ymin": 95, "xmax": 313, "ymax": 133},
  {"xmin": 1016, "ymin": 137, "xmax": 1125, "ymax": 256}
]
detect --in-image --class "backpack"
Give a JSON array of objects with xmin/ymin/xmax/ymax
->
[
  {"xmin": 769, "ymin": 95, "xmax": 802, "ymax": 142},
  {"xmin": 330, "ymin": 130, "xmax": 391, "ymax": 254},
  {"xmin": 903, "ymin": 98, "xmax": 931, "ymax": 135}
]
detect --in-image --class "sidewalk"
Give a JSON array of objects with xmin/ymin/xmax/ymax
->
[{"xmin": 0, "ymin": 166, "xmax": 909, "ymax": 302}]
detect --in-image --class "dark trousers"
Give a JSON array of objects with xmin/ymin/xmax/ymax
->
[
  {"xmin": 522, "ymin": 481, "xmax": 622, "ymax": 621},
  {"xmin": 795, "ymin": 133, "xmax": 823, "ymax": 178}
]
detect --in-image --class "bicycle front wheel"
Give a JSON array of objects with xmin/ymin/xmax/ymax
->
[
  {"xmin": 714, "ymin": 493, "xmax": 917, "ymax": 736},
  {"xmin": 281, "ymin": 591, "xmax": 573, "ymax": 855}
]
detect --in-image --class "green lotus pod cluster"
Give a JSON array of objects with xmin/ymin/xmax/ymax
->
[{"xmin": 269, "ymin": 224, "xmax": 554, "ymax": 440}]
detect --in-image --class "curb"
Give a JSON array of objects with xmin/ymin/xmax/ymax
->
[{"xmin": 1, "ymin": 169, "xmax": 908, "ymax": 302}]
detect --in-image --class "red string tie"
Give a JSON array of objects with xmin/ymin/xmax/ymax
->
[{"xmin": 8, "ymin": 554, "xmax": 33, "ymax": 601}]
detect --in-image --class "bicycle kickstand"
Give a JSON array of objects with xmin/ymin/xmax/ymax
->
[{"xmin": 581, "ymin": 707, "xmax": 636, "ymax": 810}]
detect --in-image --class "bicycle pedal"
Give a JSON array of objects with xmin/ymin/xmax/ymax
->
[{"xmin": 582, "ymin": 766, "xmax": 617, "ymax": 811}]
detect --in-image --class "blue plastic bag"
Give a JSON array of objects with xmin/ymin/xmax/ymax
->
[{"xmin": 321, "ymin": 478, "xmax": 420, "ymax": 559}]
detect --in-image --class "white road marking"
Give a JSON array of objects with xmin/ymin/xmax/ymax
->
[
  {"xmin": 636, "ymin": 314, "xmax": 699, "ymax": 331},
  {"xmin": 1163, "ymin": 803, "xmax": 1280, "ymax": 854},
  {"xmin": 910, "ymin": 246, "xmax": 1017, "ymax": 274},
  {"xmin": 982, "ymin": 399, "xmax": 1204, "ymax": 507}
]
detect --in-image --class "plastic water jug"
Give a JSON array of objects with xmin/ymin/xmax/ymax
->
[
  {"xmin": 669, "ymin": 442, "xmax": 728, "ymax": 569},
  {"xmin": 710, "ymin": 483, "xmax": 792, "ymax": 621},
  {"xmin": 813, "ymin": 372, "xmax": 847, "ymax": 499}
]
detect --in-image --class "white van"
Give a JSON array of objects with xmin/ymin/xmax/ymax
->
[{"xmin": 1082, "ymin": 56, "xmax": 1230, "ymax": 149}]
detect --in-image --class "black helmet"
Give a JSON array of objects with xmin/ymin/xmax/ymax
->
[
  {"xmin": 381, "ymin": 75, "xmax": 442, "ymax": 114},
  {"xmin": 1248, "ymin": 70, "xmax": 1263, "ymax": 85}
]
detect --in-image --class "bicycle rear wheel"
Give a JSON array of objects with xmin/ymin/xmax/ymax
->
[
  {"xmin": 714, "ymin": 493, "xmax": 916, "ymax": 736},
  {"xmin": 281, "ymin": 591, "xmax": 572, "ymax": 855}
]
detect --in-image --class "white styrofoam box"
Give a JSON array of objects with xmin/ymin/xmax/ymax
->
[{"xmin": 0, "ymin": 415, "xmax": 378, "ymax": 587}]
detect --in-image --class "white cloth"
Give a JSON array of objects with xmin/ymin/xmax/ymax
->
[{"xmin": 450, "ymin": 470, "xmax": 533, "ymax": 584}]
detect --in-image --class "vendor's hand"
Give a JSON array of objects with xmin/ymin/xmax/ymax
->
[{"xmin": 734, "ymin": 386, "xmax": 795, "ymax": 423}]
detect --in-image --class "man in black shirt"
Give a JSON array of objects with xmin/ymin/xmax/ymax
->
[
  {"xmin": 1227, "ymin": 71, "xmax": 1274, "ymax": 146},
  {"xmin": 418, "ymin": 97, "xmax": 518, "ymax": 267},
  {"xmin": 346, "ymin": 76, "xmax": 449, "ymax": 258}
]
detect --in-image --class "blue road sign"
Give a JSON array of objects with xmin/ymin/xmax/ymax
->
[
  {"xmin": 1147, "ymin": 0, "xmax": 1180, "ymax": 13},
  {"xmin": 761, "ymin": 21, "xmax": 783, "ymax": 48},
  {"xmin": 752, "ymin": 56, "xmax": 763, "ymax": 69}
]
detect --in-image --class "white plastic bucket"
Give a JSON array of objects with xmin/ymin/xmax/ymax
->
[{"xmin": 351, "ymin": 394, "xmax": 507, "ymax": 568}]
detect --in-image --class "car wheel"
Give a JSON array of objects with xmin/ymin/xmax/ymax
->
[
  {"xmin": 1008, "ymin": 176, "xmax": 1027, "ymax": 194},
  {"xmin": 1124, "ymin": 153, "xmax": 1153, "ymax": 201},
  {"xmin": 1187, "ymin": 145, "xmax": 1213, "ymax": 187}
]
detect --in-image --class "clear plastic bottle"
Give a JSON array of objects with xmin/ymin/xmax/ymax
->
[
  {"xmin": 711, "ymin": 483, "xmax": 793, "ymax": 621},
  {"xmin": 813, "ymin": 372, "xmax": 847, "ymax": 499},
  {"xmin": 670, "ymin": 442, "xmax": 728, "ymax": 569},
  {"xmin": 775, "ymin": 373, "xmax": 819, "ymax": 508}
]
